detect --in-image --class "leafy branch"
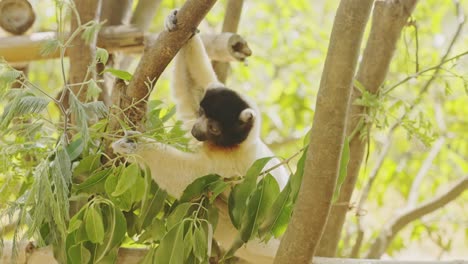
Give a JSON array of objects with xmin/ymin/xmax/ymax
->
[{"xmin": 365, "ymin": 176, "xmax": 468, "ymax": 258}]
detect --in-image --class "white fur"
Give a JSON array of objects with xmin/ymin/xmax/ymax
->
[{"xmin": 112, "ymin": 17, "xmax": 288, "ymax": 263}]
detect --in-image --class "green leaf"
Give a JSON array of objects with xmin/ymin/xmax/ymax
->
[
  {"xmin": 74, "ymin": 169, "xmax": 111, "ymax": 192},
  {"xmin": 139, "ymin": 186, "xmax": 167, "ymax": 229},
  {"xmin": 154, "ymin": 223, "xmax": 185, "ymax": 264},
  {"xmin": 167, "ymin": 203, "xmax": 192, "ymax": 230},
  {"xmin": 94, "ymin": 204, "xmax": 127, "ymax": 260},
  {"xmin": 290, "ymin": 148, "xmax": 307, "ymax": 202},
  {"xmin": 96, "ymin": 47, "xmax": 109, "ymax": 65},
  {"xmin": 183, "ymin": 225, "xmax": 194, "ymax": 261},
  {"xmin": 73, "ymin": 154, "xmax": 102, "ymax": 177},
  {"xmin": 85, "ymin": 205, "xmax": 105, "ymax": 244},
  {"xmin": 69, "ymin": 95, "xmax": 90, "ymax": 146},
  {"xmin": 138, "ymin": 218, "xmax": 166, "ymax": 243},
  {"xmin": 207, "ymin": 205, "xmax": 219, "ymax": 232},
  {"xmin": 104, "ymin": 170, "xmax": 118, "ymax": 195},
  {"xmin": 112, "ymin": 163, "xmax": 139, "ymax": 196},
  {"xmin": 68, "ymin": 219, "xmax": 83, "ymax": 234},
  {"xmin": 238, "ymin": 175, "xmax": 279, "ymax": 242},
  {"xmin": 40, "ymin": 38, "xmax": 60, "ymax": 56},
  {"xmin": 333, "ymin": 137, "xmax": 350, "ymax": 202},
  {"xmin": 207, "ymin": 180, "xmax": 229, "ymax": 203},
  {"xmin": 161, "ymin": 106, "xmax": 176, "ymax": 123},
  {"xmin": 179, "ymin": 174, "xmax": 221, "ymax": 203},
  {"xmin": 83, "ymin": 101, "xmax": 108, "ymax": 118},
  {"xmin": 258, "ymin": 183, "xmax": 292, "ymax": 238},
  {"xmin": 66, "ymin": 138, "xmax": 84, "ymax": 160},
  {"xmin": 104, "ymin": 68, "xmax": 132, "ymax": 81},
  {"xmin": 0, "ymin": 68, "xmax": 21, "ymax": 81},
  {"xmin": 0, "ymin": 95, "xmax": 50, "ymax": 129},
  {"xmin": 86, "ymin": 79, "xmax": 102, "ymax": 101},
  {"xmin": 193, "ymin": 226, "xmax": 208, "ymax": 261},
  {"xmin": 68, "ymin": 243, "xmax": 91, "ymax": 264},
  {"xmin": 228, "ymin": 157, "xmax": 273, "ymax": 228},
  {"xmin": 81, "ymin": 20, "xmax": 102, "ymax": 44}
]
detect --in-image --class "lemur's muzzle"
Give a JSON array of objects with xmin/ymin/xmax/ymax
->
[{"xmin": 191, "ymin": 126, "xmax": 207, "ymax": 141}]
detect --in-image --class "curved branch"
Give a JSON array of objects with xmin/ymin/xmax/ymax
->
[{"xmin": 365, "ymin": 176, "xmax": 468, "ymax": 259}]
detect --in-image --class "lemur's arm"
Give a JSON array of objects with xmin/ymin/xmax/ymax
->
[
  {"xmin": 166, "ymin": 10, "xmax": 221, "ymax": 129},
  {"xmin": 112, "ymin": 135, "xmax": 211, "ymax": 198}
]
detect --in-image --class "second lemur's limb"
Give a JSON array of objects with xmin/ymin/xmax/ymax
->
[{"xmin": 165, "ymin": 10, "xmax": 222, "ymax": 129}]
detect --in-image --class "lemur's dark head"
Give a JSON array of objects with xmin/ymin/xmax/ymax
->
[{"xmin": 191, "ymin": 87, "xmax": 256, "ymax": 148}]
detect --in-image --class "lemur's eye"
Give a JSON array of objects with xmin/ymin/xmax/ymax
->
[{"xmin": 208, "ymin": 123, "xmax": 220, "ymax": 135}]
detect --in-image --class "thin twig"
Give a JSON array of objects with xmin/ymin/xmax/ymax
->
[{"xmin": 260, "ymin": 146, "xmax": 306, "ymax": 177}]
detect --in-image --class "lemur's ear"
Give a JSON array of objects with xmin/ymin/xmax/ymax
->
[{"xmin": 239, "ymin": 108, "xmax": 256, "ymax": 123}]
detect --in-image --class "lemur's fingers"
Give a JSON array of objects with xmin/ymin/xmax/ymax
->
[
  {"xmin": 111, "ymin": 139, "xmax": 137, "ymax": 155},
  {"xmin": 164, "ymin": 9, "xmax": 178, "ymax": 32}
]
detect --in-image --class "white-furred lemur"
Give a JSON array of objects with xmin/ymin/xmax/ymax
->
[{"xmin": 112, "ymin": 10, "xmax": 288, "ymax": 263}]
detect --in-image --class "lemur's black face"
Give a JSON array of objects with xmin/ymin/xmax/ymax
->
[{"xmin": 192, "ymin": 87, "xmax": 255, "ymax": 148}]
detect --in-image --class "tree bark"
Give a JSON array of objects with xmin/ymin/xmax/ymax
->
[
  {"xmin": 212, "ymin": 0, "xmax": 244, "ymax": 83},
  {"xmin": 317, "ymin": 0, "xmax": 419, "ymax": 257},
  {"xmin": 366, "ymin": 176, "xmax": 468, "ymax": 258},
  {"xmin": 107, "ymin": 0, "xmax": 217, "ymax": 132},
  {"xmin": 274, "ymin": 1, "xmax": 373, "ymax": 263},
  {"xmin": 68, "ymin": 0, "xmax": 103, "ymax": 102}
]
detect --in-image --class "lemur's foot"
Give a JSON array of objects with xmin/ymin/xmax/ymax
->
[
  {"xmin": 164, "ymin": 9, "xmax": 178, "ymax": 32},
  {"xmin": 111, "ymin": 131, "xmax": 141, "ymax": 155}
]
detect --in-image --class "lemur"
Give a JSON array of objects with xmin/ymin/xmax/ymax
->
[{"xmin": 112, "ymin": 10, "xmax": 288, "ymax": 263}]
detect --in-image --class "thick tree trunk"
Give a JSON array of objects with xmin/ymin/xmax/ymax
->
[
  {"xmin": 274, "ymin": 1, "xmax": 374, "ymax": 263},
  {"xmin": 316, "ymin": 0, "xmax": 419, "ymax": 257}
]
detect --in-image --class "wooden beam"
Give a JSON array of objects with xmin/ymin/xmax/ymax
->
[{"xmin": 0, "ymin": 26, "xmax": 251, "ymax": 65}]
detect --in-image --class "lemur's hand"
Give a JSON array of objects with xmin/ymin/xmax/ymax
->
[
  {"xmin": 164, "ymin": 9, "xmax": 178, "ymax": 32},
  {"xmin": 111, "ymin": 131, "xmax": 141, "ymax": 155}
]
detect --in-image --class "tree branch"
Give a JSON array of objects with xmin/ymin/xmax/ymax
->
[
  {"xmin": 274, "ymin": 1, "xmax": 374, "ymax": 263},
  {"xmin": 316, "ymin": 0, "xmax": 419, "ymax": 256},
  {"xmin": 365, "ymin": 176, "xmax": 468, "ymax": 259},
  {"xmin": 407, "ymin": 137, "xmax": 445, "ymax": 207},
  {"xmin": 212, "ymin": 0, "xmax": 244, "ymax": 83}
]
